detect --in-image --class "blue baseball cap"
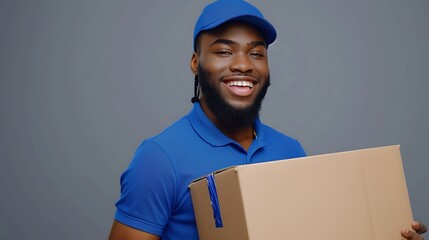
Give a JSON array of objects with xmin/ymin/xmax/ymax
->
[{"xmin": 193, "ymin": 0, "xmax": 277, "ymax": 50}]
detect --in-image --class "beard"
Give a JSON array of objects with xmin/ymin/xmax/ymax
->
[{"xmin": 198, "ymin": 64, "xmax": 270, "ymax": 131}]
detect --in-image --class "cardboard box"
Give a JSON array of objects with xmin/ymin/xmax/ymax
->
[{"xmin": 189, "ymin": 145, "xmax": 413, "ymax": 240}]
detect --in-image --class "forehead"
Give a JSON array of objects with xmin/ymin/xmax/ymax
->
[{"xmin": 198, "ymin": 21, "xmax": 266, "ymax": 47}]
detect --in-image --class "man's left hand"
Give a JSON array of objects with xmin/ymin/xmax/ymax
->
[{"xmin": 402, "ymin": 221, "xmax": 427, "ymax": 240}]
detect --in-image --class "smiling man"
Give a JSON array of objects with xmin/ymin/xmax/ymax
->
[
  {"xmin": 192, "ymin": 21, "xmax": 272, "ymax": 150},
  {"xmin": 109, "ymin": 1, "xmax": 426, "ymax": 240}
]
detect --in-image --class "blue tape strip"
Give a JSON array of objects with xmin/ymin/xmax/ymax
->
[{"xmin": 206, "ymin": 173, "xmax": 223, "ymax": 228}]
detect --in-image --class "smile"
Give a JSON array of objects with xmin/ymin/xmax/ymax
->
[
  {"xmin": 227, "ymin": 81, "xmax": 254, "ymax": 89},
  {"xmin": 222, "ymin": 79, "xmax": 256, "ymax": 97}
]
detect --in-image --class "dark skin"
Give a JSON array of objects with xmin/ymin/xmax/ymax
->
[
  {"xmin": 191, "ymin": 22, "xmax": 269, "ymax": 150},
  {"xmin": 402, "ymin": 221, "xmax": 428, "ymax": 240},
  {"xmin": 108, "ymin": 21, "xmax": 427, "ymax": 240},
  {"xmin": 109, "ymin": 21, "xmax": 268, "ymax": 240},
  {"xmin": 109, "ymin": 221, "xmax": 159, "ymax": 240}
]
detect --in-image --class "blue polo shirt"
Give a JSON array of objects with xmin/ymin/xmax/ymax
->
[{"xmin": 114, "ymin": 102, "xmax": 306, "ymax": 240}]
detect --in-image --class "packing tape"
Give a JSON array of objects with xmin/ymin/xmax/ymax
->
[{"xmin": 206, "ymin": 173, "xmax": 223, "ymax": 228}]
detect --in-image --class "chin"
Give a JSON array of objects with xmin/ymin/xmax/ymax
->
[
  {"xmin": 222, "ymin": 94, "xmax": 256, "ymax": 107},
  {"xmin": 228, "ymin": 101, "xmax": 254, "ymax": 110}
]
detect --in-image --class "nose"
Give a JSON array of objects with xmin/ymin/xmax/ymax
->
[{"xmin": 229, "ymin": 53, "xmax": 254, "ymax": 73}]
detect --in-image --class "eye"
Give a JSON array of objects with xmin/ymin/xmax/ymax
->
[
  {"xmin": 250, "ymin": 52, "xmax": 264, "ymax": 58},
  {"xmin": 215, "ymin": 50, "xmax": 232, "ymax": 56}
]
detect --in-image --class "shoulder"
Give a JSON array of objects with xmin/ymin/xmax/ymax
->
[
  {"xmin": 261, "ymin": 124, "xmax": 306, "ymax": 158},
  {"xmin": 262, "ymin": 124, "xmax": 301, "ymax": 144},
  {"xmin": 130, "ymin": 113, "xmax": 200, "ymax": 169},
  {"xmin": 127, "ymin": 115, "xmax": 193, "ymax": 169},
  {"xmin": 149, "ymin": 115, "xmax": 194, "ymax": 145}
]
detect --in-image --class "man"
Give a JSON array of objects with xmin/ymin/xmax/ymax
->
[{"xmin": 109, "ymin": 1, "xmax": 427, "ymax": 239}]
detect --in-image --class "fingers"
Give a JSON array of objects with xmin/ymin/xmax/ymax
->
[
  {"xmin": 402, "ymin": 221, "xmax": 427, "ymax": 240},
  {"xmin": 412, "ymin": 221, "xmax": 428, "ymax": 235},
  {"xmin": 401, "ymin": 228, "xmax": 422, "ymax": 240}
]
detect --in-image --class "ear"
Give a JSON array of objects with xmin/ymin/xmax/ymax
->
[{"xmin": 190, "ymin": 52, "xmax": 199, "ymax": 75}]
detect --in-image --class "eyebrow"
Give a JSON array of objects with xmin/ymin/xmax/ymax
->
[
  {"xmin": 210, "ymin": 39, "xmax": 237, "ymax": 47},
  {"xmin": 250, "ymin": 41, "xmax": 267, "ymax": 49},
  {"xmin": 210, "ymin": 39, "xmax": 267, "ymax": 48}
]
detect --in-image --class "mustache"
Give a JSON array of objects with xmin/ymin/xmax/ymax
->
[{"xmin": 220, "ymin": 73, "xmax": 263, "ymax": 82}]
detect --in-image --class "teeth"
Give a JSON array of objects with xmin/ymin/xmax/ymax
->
[{"xmin": 227, "ymin": 81, "xmax": 254, "ymax": 88}]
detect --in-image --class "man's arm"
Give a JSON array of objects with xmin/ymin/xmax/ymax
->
[
  {"xmin": 111, "ymin": 140, "xmax": 176, "ymax": 239},
  {"xmin": 108, "ymin": 220, "xmax": 160, "ymax": 240},
  {"xmin": 401, "ymin": 221, "xmax": 427, "ymax": 240}
]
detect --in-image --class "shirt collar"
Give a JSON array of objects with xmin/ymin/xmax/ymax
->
[{"xmin": 187, "ymin": 102, "xmax": 265, "ymax": 148}]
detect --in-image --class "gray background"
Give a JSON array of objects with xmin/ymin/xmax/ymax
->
[{"xmin": 1, "ymin": 0, "xmax": 428, "ymax": 239}]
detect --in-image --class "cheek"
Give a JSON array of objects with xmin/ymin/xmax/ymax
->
[
  {"xmin": 255, "ymin": 61, "xmax": 269, "ymax": 77},
  {"xmin": 201, "ymin": 58, "xmax": 230, "ymax": 75}
]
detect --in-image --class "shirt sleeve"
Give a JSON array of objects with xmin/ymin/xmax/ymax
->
[
  {"xmin": 114, "ymin": 139, "xmax": 177, "ymax": 236},
  {"xmin": 295, "ymin": 139, "xmax": 307, "ymax": 157}
]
